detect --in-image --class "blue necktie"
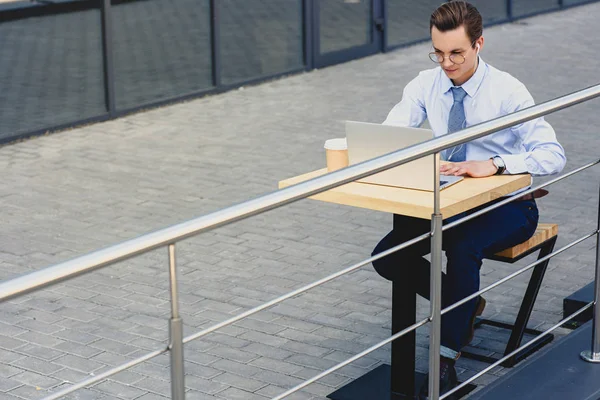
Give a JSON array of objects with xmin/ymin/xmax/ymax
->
[{"xmin": 445, "ymin": 87, "xmax": 468, "ymax": 162}]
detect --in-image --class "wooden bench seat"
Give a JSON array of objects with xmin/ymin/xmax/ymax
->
[{"xmin": 494, "ymin": 223, "xmax": 559, "ymax": 260}]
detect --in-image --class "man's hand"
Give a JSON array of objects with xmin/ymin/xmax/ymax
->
[{"xmin": 440, "ymin": 159, "xmax": 498, "ymax": 178}]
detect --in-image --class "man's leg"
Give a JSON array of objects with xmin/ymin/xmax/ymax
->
[
  {"xmin": 371, "ymin": 214, "xmax": 432, "ymax": 297},
  {"xmin": 418, "ymin": 200, "xmax": 539, "ymax": 399},
  {"xmin": 440, "ymin": 199, "xmax": 539, "ymax": 354}
]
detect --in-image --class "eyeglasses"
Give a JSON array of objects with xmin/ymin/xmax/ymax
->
[
  {"xmin": 428, "ymin": 52, "xmax": 468, "ymax": 64},
  {"xmin": 428, "ymin": 41, "xmax": 477, "ymax": 65}
]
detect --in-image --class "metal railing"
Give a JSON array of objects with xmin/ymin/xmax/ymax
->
[{"xmin": 0, "ymin": 83, "xmax": 599, "ymax": 400}]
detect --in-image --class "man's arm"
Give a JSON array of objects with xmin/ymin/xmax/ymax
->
[
  {"xmin": 382, "ymin": 75, "xmax": 427, "ymax": 127},
  {"xmin": 498, "ymin": 83, "xmax": 566, "ymax": 176},
  {"xmin": 441, "ymin": 83, "xmax": 567, "ymax": 178}
]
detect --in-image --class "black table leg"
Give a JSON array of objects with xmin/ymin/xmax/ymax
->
[
  {"xmin": 391, "ymin": 280, "xmax": 417, "ymax": 398},
  {"xmin": 329, "ymin": 231, "xmax": 420, "ymax": 399},
  {"xmin": 328, "ymin": 281, "xmax": 420, "ymax": 400}
]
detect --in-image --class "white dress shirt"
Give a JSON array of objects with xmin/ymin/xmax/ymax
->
[{"xmin": 383, "ymin": 57, "xmax": 566, "ymax": 177}]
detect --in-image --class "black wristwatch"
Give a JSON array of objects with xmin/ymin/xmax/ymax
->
[{"xmin": 491, "ymin": 156, "xmax": 506, "ymax": 175}]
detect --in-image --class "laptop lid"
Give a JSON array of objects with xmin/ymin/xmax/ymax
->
[{"xmin": 345, "ymin": 121, "xmax": 462, "ymax": 191}]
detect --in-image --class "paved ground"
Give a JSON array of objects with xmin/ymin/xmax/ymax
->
[{"xmin": 0, "ymin": 2, "xmax": 599, "ymax": 399}]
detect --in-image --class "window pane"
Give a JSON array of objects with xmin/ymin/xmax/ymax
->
[
  {"xmin": 0, "ymin": 1, "xmax": 106, "ymax": 141},
  {"xmin": 219, "ymin": 0, "xmax": 304, "ymax": 85},
  {"xmin": 512, "ymin": 0, "xmax": 559, "ymax": 17},
  {"xmin": 318, "ymin": 0, "xmax": 371, "ymax": 54},
  {"xmin": 563, "ymin": 0, "xmax": 591, "ymax": 5},
  {"xmin": 111, "ymin": 0, "xmax": 213, "ymax": 110},
  {"xmin": 386, "ymin": 0, "xmax": 440, "ymax": 48},
  {"xmin": 468, "ymin": 0, "xmax": 509, "ymax": 24}
]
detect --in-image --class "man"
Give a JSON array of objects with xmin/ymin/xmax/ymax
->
[{"xmin": 371, "ymin": 1, "xmax": 566, "ymax": 398}]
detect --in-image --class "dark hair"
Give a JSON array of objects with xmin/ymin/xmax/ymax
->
[{"xmin": 430, "ymin": 1, "xmax": 483, "ymax": 47}]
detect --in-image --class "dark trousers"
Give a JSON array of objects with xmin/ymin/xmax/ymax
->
[{"xmin": 372, "ymin": 199, "xmax": 539, "ymax": 352}]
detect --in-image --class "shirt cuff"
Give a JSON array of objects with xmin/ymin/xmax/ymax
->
[{"xmin": 498, "ymin": 154, "xmax": 528, "ymax": 174}]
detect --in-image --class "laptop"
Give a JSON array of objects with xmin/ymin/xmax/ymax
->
[{"xmin": 345, "ymin": 121, "xmax": 463, "ymax": 191}]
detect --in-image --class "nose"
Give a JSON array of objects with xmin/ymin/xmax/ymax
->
[{"xmin": 442, "ymin": 57, "xmax": 454, "ymax": 69}]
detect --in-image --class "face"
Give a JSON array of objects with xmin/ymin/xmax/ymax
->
[{"xmin": 431, "ymin": 25, "xmax": 483, "ymax": 86}]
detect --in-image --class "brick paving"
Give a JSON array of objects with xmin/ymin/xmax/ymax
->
[{"xmin": 0, "ymin": 2, "xmax": 599, "ymax": 399}]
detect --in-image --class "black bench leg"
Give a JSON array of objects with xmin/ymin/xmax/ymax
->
[{"xmin": 502, "ymin": 236, "xmax": 558, "ymax": 367}]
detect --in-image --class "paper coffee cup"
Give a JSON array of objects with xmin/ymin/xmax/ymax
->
[{"xmin": 324, "ymin": 138, "xmax": 349, "ymax": 172}]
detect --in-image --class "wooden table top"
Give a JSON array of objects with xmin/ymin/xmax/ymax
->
[{"xmin": 279, "ymin": 168, "xmax": 531, "ymax": 219}]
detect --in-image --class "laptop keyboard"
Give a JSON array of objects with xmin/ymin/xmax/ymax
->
[{"xmin": 440, "ymin": 180, "xmax": 449, "ymax": 186}]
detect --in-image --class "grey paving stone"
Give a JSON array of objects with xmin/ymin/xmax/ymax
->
[
  {"xmin": 239, "ymin": 342, "xmax": 295, "ymax": 361},
  {"xmin": 11, "ymin": 357, "xmax": 63, "ymax": 376},
  {"xmin": 52, "ymin": 355, "xmax": 105, "ymax": 374},
  {"xmin": 11, "ymin": 370, "xmax": 61, "ymax": 389},
  {"xmin": 249, "ymin": 356, "xmax": 305, "ymax": 375},
  {"xmin": 215, "ymin": 387, "xmax": 268, "ymax": 400},
  {"xmin": 184, "ymin": 362, "xmax": 223, "ymax": 380},
  {"xmin": 92, "ymin": 380, "xmax": 147, "ymax": 399},
  {"xmin": 8, "ymin": 384, "xmax": 51, "ymax": 399},
  {"xmin": 184, "ymin": 375, "xmax": 229, "ymax": 395},
  {"xmin": 213, "ymin": 372, "xmax": 267, "ymax": 392},
  {"xmin": 0, "ymin": 3, "xmax": 599, "ymax": 398},
  {"xmin": 0, "ymin": 376, "xmax": 22, "ymax": 392},
  {"xmin": 13, "ymin": 332, "xmax": 63, "ymax": 349},
  {"xmin": 206, "ymin": 346, "xmax": 259, "ymax": 364},
  {"xmin": 292, "ymin": 367, "xmax": 350, "ymax": 388},
  {"xmin": 132, "ymin": 377, "xmax": 171, "ymax": 397},
  {"xmin": 136, "ymin": 393, "xmax": 168, "ymax": 400}
]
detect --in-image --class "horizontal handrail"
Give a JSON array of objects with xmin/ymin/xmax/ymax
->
[
  {"xmin": 268, "ymin": 229, "xmax": 597, "ymax": 399},
  {"xmin": 180, "ymin": 161, "xmax": 600, "ymax": 346},
  {"xmin": 183, "ymin": 231, "xmax": 430, "ymax": 344},
  {"xmin": 441, "ymin": 302, "xmax": 595, "ymax": 400},
  {"xmin": 0, "ymin": 84, "xmax": 599, "ymax": 303}
]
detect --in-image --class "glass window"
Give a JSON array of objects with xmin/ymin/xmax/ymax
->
[
  {"xmin": 512, "ymin": 0, "xmax": 559, "ymax": 17},
  {"xmin": 0, "ymin": 1, "xmax": 106, "ymax": 141},
  {"xmin": 318, "ymin": 0, "xmax": 371, "ymax": 54},
  {"xmin": 111, "ymin": 0, "xmax": 213, "ymax": 110},
  {"xmin": 219, "ymin": 0, "xmax": 304, "ymax": 85},
  {"xmin": 386, "ymin": 0, "xmax": 440, "ymax": 48},
  {"xmin": 562, "ymin": 0, "xmax": 591, "ymax": 5},
  {"xmin": 468, "ymin": 0, "xmax": 509, "ymax": 24}
]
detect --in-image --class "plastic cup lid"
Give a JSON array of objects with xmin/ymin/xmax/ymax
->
[{"xmin": 324, "ymin": 138, "xmax": 347, "ymax": 150}]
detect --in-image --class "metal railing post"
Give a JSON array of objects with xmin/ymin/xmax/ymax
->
[
  {"xmin": 581, "ymin": 183, "xmax": 600, "ymax": 363},
  {"xmin": 168, "ymin": 244, "xmax": 186, "ymax": 398},
  {"xmin": 429, "ymin": 152, "xmax": 443, "ymax": 400}
]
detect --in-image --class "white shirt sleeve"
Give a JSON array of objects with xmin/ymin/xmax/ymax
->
[
  {"xmin": 382, "ymin": 75, "xmax": 427, "ymax": 127},
  {"xmin": 499, "ymin": 84, "xmax": 566, "ymax": 176}
]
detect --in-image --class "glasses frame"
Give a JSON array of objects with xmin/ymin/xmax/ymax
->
[{"xmin": 428, "ymin": 40, "xmax": 478, "ymax": 65}]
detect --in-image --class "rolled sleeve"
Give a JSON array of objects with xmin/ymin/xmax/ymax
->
[
  {"xmin": 504, "ymin": 84, "xmax": 566, "ymax": 176},
  {"xmin": 383, "ymin": 75, "xmax": 427, "ymax": 127}
]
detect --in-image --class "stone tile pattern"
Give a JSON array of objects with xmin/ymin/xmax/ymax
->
[{"xmin": 0, "ymin": 2, "xmax": 599, "ymax": 399}]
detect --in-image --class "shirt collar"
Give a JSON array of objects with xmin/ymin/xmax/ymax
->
[{"xmin": 441, "ymin": 56, "xmax": 487, "ymax": 98}]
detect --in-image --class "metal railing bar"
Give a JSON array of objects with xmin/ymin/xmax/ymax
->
[
  {"xmin": 268, "ymin": 229, "xmax": 598, "ymax": 400},
  {"xmin": 270, "ymin": 317, "xmax": 431, "ymax": 400},
  {"xmin": 443, "ymin": 159, "xmax": 600, "ymax": 232},
  {"xmin": 442, "ymin": 229, "xmax": 598, "ymax": 316},
  {"xmin": 42, "ymin": 346, "xmax": 168, "ymax": 400},
  {"xmin": 183, "ymin": 231, "xmax": 431, "ymax": 344},
  {"xmin": 1, "ymin": 85, "xmax": 598, "ymax": 304},
  {"xmin": 441, "ymin": 301, "xmax": 594, "ymax": 400}
]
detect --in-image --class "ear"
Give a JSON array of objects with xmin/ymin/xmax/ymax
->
[{"xmin": 475, "ymin": 37, "xmax": 484, "ymax": 53}]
